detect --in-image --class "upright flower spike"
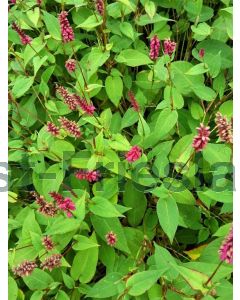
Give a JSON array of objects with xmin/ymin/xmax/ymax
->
[
  {"xmin": 75, "ymin": 96, "xmax": 96, "ymax": 116},
  {"xmin": 199, "ymin": 48, "xmax": 205, "ymax": 59},
  {"xmin": 58, "ymin": 117, "xmax": 81, "ymax": 138},
  {"xmin": 42, "ymin": 236, "xmax": 54, "ymax": 251},
  {"xmin": 128, "ymin": 91, "xmax": 140, "ymax": 112},
  {"xmin": 58, "ymin": 11, "xmax": 74, "ymax": 43},
  {"xmin": 219, "ymin": 226, "xmax": 233, "ymax": 264},
  {"xmin": 105, "ymin": 231, "xmax": 117, "ymax": 246},
  {"xmin": 95, "ymin": 0, "xmax": 104, "ymax": 16},
  {"xmin": 56, "ymin": 85, "xmax": 78, "ymax": 111},
  {"xmin": 164, "ymin": 39, "xmax": 176, "ymax": 56},
  {"xmin": 47, "ymin": 122, "xmax": 60, "ymax": 136},
  {"xmin": 13, "ymin": 260, "xmax": 37, "ymax": 277},
  {"xmin": 41, "ymin": 254, "xmax": 62, "ymax": 271},
  {"xmin": 126, "ymin": 146, "xmax": 142, "ymax": 162},
  {"xmin": 58, "ymin": 197, "xmax": 76, "ymax": 218},
  {"xmin": 215, "ymin": 112, "xmax": 233, "ymax": 144},
  {"xmin": 192, "ymin": 124, "xmax": 210, "ymax": 152},
  {"xmin": 150, "ymin": 35, "xmax": 160, "ymax": 61},
  {"xmin": 12, "ymin": 22, "xmax": 32, "ymax": 45},
  {"xmin": 75, "ymin": 170, "xmax": 101, "ymax": 182},
  {"xmin": 65, "ymin": 59, "xmax": 76, "ymax": 73}
]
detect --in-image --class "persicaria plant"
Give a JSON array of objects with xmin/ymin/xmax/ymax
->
[{"xmin": 8, "ymin": 0, "xmax": 233, "ymax": 299}]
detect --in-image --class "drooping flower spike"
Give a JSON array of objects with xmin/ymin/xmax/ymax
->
[
  {"xmin": 192, "ymin": 124, "xmax": 210, "ymax": 152},
  {"xmin": 56, "ymin": 85, "xmax": 78, "ymax": 111},
  {"xmin": 58, "ymin": 197, "xmax": 76, "ymax": 218},
  {"xmin": 35, "ymin": 195, "xmax": 57, "ymax": 217},
  {"xmin": 12, "ymin": 22, "xmax": 32, "ymax": 45},
  {"xmin": 75, "ymin": 96, "xmax": 96, "ymax": 116},
  {"xmin": 47, "ymin": 122, "xmax": 60, "ymax": 136}
]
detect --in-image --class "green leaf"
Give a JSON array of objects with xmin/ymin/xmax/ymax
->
[
  {"xmin": 33, "ymin": 56, "xmax": 48, "ymax": 76},
  {"xmin": 8, "ymin": 277, "xmax": 18, "ymax": 300},
  {"xmin": 121, "ymin": 108, "xmax": 139, "ymax": 129},
  {"xmin": 70, "ymin": 233, "xmax": 98, "ymax": 282},
  {"xmin": 185, "ymin": 63, "xmax": 209, "ymax": 75},
  {"xmin": 126, "ymin": 270, "xmax": 167, "ymax": 296},
  {"xmin": 86, "ymin": 273, "xmax": 124, "ymax": 298},
  {"xmin": 116, "ymin": 49, "xmax": 152, "ymax": 67},
  {"xmin": 89, "ymin": 196, "xmax": 123, "ymax": 218},
  {"xmin": 202, "ymin": 143, "xmax": 232, "ymax": 165},
  {"xmin": 73, "ymin": 235, "xmax": 99, "ymax": 251},
  {"xmin": 76, "ymin": 15, "xmax": 103, "ymax": 30},
  {"xmin": 12, "ymin": 76, "xmax": 34, "ymax": 98},
  {"xmin": 157, "ymin": 197, "xmax": 179, "ymax": 243},
  {"xmin": 46, "ymin": 217, "xmax": 80, "ymax": 235},
  {"xmin": 193, "ymin": 85, "xmax": 217, "ymax": 101},
  {"xmin": 49, "ymin": 140, "xmax": 75, "ymax": 160},
  {"xmin": 170, "ymin": 134, "xmax": 194, "ymax": 164},
  {"xmin": 42, "ymin": 11, "xmax": 61, "ymax": 40},
  {"xmin": 120, "ymin": 22, "xmax": 135, "ymax": 40},
  {"xmin": 145, "ymin": 1, "xmax": 156, "ymax": 19},
  {"xmin": 105, "ymin": 76, "xmax": 123, "ymax": 107},
  {"xmin": 123, "ymin": 180, "xmax": 147, "ymax": 226},
  {"xmin": 23, "ymin": 269, "xmax": 54, "ymax": 290}
]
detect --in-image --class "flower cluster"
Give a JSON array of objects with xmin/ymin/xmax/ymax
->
[
  {"xmin": 75, "ymin": 169, "xmax": 101, "ymax": 182},
  {"xmin": 192, "ymin": 124, "xmax": 210, "ymax": 152},
  {"xmin": 65, "ymin": 59, "xmax": 77, "ymax": 72},
  {"xmin": 128, "ymin": 91, "xmax": 140, "ymax": 112},
  {"xmin": 149, "ymin": 35, "xmax": 160, "ymax": 61},
  {"xmin": 12, "ymin": 22, "xmax": 32, "ymax": 45},
  {"xmin": 42, "ymin": 236, "xmax": 54, "ymax": 251},
  {"xmin": 37, "ymin": 0, "xmax": 42, "ymax": 5},
  {"xmin": 12, "ymin": 260, "xmax": 37, "ymax": 277},
  {"xmin": 215, "ymin": 112, "xmax": 233, "ymax": 144},
  {"xmin": 56, "ymin": 85, "xmax": 78, "ymax": 111},
  {"xmin": 75, "ymin": 96, "xmax": 96, "ymax": 116},
  {"xmin": 164, "ymin": 39, "xmax": 176, "ymax": 56},
  {"xmin": 35, "ymin": 194, "xmax": 57, "ymax": 217},
  {"xmin": 219, "ymin": 226, "xmax": 233, "ymax": 264},
  {"xmin": 58, "ymin": 117, "xmax": 81, "ymax": 138},
  {"xmin": 199, "ymin": 48, "xmax": 205, "ymax": 59},
  {"xmin": 95, "ymin": 0, "xmax": 104, "ymax": 16},
  {"xmin": 47, "ymin": 121, "xmax": 60, "ymax": 136},
  {"xmin": 58, "ymin": 11, "xmax": 74, "ymax": 43},
  {"xmin": 105, "ymin": 231, "xmax": 117, "ymax": 246},
  {"xmin": 41, "ymin": 254, "xmax": 62, "ymax": 271},
  {"xmin": 126, "ymin": 146, "xmax": 142, "ymax": 162},
  {"xmin": 49, "ymin": 192, "xmax": 76, "ymax": 218}
]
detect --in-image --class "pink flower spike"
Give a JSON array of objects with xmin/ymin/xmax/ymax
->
[
  {"xmin": 199, "ymin": 48, "xmax": 205, "ymax": 59},
  {"xmin": 47, "ymin": 122, "xmax": 60, "ymax": 136},
  {"xmin": 126, "ymin": 146, "xmax": 142, "ymax": 162},
  {"xmin": 41, "ymin": 254, "xmax": 62, "ymax": 271},
  {"xmin": 12, "ymin": 22, "xmax": 32, "ymax": 45},
  {"xmin": 219, "ymin": 226, "xmax": 233, "ymax": 264},
  {"xmin": 150, "ymin": 35, "xmax": 160, "ymax": 61},
  {"xmin": 58, "ymin": 197, "xmax": 76, "ymax": 217},
  {"xmin": 95, "ymin": 0, "xmax": 104, "ymax": 16},
  {"xmin": 75, "ymin": 96, "xmax": 96, "ymax": 116},
  {"xmin": 58, "ymin": 117, "xmax": 81, "ymax": 138},
  {"xmin": 13, "ymin": 260, "xmax": 37, "ymax": 277},
  {"xmin": 75, "ymin": 169, "xmax": 101, "ymax": 182},
  {"xmin": 49, "ymin": 191, "xmax": 64, "ymax": 205},
  {"xmin": 192, "ymin": 123, "xmax": 210, "ymax": 152},
  {"xmin": 164, "ymin": 39, "xmax": 176, "ymax": 56},
  {"xmin": 36, "ymin": 0, "xmax": 42, "ymax": 5},
  {"xmin": 65, "ymin": 59, "xmax": 76, "ymax": 72},
  {"xmin": 56, "ymin": 85, "xmax": 78, "ymax": 111},
  {"xmin": 128, "ymin": 91, "xmax": 140, "ymax": 112},
  {"xmin": 105, "ymin": 231, "xmax": 117, "ymax": 246},
  {"xmin": 42, "ymin": 236, "xmax": 54, "ymax": 251},
  {"xmin": 58, "ymin": 11, "xmax": 74, "ymax": 43}
]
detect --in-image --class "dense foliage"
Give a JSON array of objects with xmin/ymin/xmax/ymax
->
[{"xmin": 8, "ymin": 0, "xmax": 233, "ymax": 299}]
